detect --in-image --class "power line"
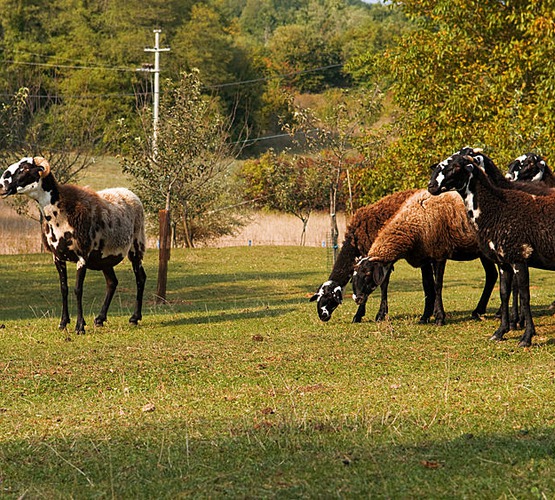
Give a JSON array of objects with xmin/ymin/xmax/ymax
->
[{"xmin": 1, "ymin": 59, "xmax": 136, "ymax": 72}]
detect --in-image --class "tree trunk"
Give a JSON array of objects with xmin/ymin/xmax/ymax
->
[{"xmin": 330, "ymin": 183, "xmax": 339, "ymax": 264}]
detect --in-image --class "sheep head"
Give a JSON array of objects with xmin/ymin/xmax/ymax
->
[
  {"xmin": 351, "ymin": 257, "xmax": 392, "ymax": 305},
  {"xmin": 310, "ymin": 280, "xmax": 343, "ymax": 322}
]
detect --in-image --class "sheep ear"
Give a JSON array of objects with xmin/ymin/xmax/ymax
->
[
  {"xmin": 309, "ymin": 293, "xmax": 319, "ymax": 302},
  {"xmin": 372, "ymin": 263, "xmax": 386, "ymax": 285}
]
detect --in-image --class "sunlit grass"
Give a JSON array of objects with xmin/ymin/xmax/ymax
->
[{"xmin": 1, "ymin": 247, "xmax": 555, "ymax": 498}]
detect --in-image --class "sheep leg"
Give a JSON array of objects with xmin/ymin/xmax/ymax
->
[
  {"xmin": 129, "ymin": 258, "xmax": 146, "ymax": 325},
  {"xmin": 95, "ymin": 267, "xmax": 118, "ymax": 327},
  {"xmin": 55, "ymin": 258, "xmax": 70, "ymax": 329},
  {"xmin": 419, "ymin": 262, "xmax": 436, "ymax": 323},
  {"xmin": 374, "ymin": 265, "xmax": 392, "ymax": 321},
  {"xmin": 74, "ymin": 266, "xmax": 87, "ymax": 334},
  {"xmin": 352, "ymin": 300, "xmax": 366, "ymax": 323},
  {"xmin": 509, "ymin": 279, "xmax": 522, "ymax": 330},
  {"xmin": 513, "ymin": 262, "xmax": 535, "ymax": 347},
  {"xmin": 432, "ymin": 260, "xmax": 446, "ymax": 326},
  {"xmin": 491, "ymin": 264, "xmax": 513, "ymax": 341},
  {"xmin": 472, "ymin": 256, "xmax": 497, "ymax": 319}
]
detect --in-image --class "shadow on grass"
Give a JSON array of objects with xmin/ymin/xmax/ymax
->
[
  {"xmin": 162, "ymin": 305, "xmax": 296, "ymax": 326},
  {"xmin": 1, "ymin": 422, "xmax": 554, "ymax": 498}
]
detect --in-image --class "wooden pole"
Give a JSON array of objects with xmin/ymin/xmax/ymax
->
[{"xmin": 156, "ymin": 208, "xmax": 171, "ymax": 303}]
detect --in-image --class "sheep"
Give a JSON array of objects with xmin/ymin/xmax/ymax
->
[
  {"xmin": 312, "ymin": 186, "xmax": 497, "ymax": 325},
  {"xmin": 311, "ymin": 189, "xmax": 440, "ymax": 323},
  {"xmin": 0, "ymin": 156, "xmax": 147, "ymax": 334},
  {"xmin": 506, "ymin": 153, "xmax": 555, "ymax": 312},
  {"xmin": 506, "ymin": 153, "xmax": 555, "ymax": 186},
  {"xmin": 428, "ymin": 151, "xmax": 555, "ymax": 347},
  {"xmin": 351, "ymin": 189, "xmax": 498, "ymax": 325}
]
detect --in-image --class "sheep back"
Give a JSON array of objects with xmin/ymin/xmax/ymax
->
[{"xmin": 369, "ymin": 190, "xmax": 479, "ymax": 267}]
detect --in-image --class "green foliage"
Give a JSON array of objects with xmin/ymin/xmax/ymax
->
[
  {"xmin": 120, "ymin": 71, "xmax": 243, "ymax": 247},
  {"xmin": 348, "ymin": 0, "xmax": 555, "ymax": 199}
]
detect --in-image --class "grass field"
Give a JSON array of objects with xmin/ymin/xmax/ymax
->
[{"xmin": 1, "ymin": 247, "xmax": 555, "ymax": 498}]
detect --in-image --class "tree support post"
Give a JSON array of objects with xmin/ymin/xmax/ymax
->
[{"xmin": 156, "ymin": 208, "xmax": 171, "ymax": 303}]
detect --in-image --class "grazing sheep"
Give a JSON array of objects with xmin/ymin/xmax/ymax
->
[
  {"xmin": 506, "ymin": 153, "xmax": 555, "ymax": 311},
  {"xmin": 351, "ymin": 189, "xmax": 497, "ymax": 325},
  {"xmin": 506, "ymin": 153, "xmax": 555, "ymax": 186},
  {"xmin": 311, "ymin": 189, "xmax": 440, "ymax": 323},
  {"xmin": 0, "ymin": 157, "xmax": 147, "ymax": 334},
  {"xmin": 428, "ymin": 151, "xmax": 555, "ymax": 347}
]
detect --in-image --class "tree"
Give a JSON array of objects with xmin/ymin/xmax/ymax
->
[
  {"xmin": 281, "ymin": 87, "xmax": 382, "ymax": 258},
  {"xmin": 349, "ymin": 0, "xmax": 555, "ymax": 191},
  {"xmin": 120, "ymin": 71, "xmax": 243, "ymax": 299},
  {"xmin": 239, "ymin": 151, "xmax": 331, "ymax": 245}
]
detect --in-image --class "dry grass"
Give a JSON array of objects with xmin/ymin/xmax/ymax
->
[
  {"xmin": 209, "ymin": 210, "xmax": 347, "ymax": 248},
  {"xmin": 0, "ymin": 201, "xmax": 347, "ymax": 254},
  {"xmin": 0, "ymin": 200, "xmax": 43, "ymax": 254}
]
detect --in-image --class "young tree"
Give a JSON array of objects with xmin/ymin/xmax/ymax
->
[
  {"xmin": 239, "ymin": 151, "xmax": 331, "ymax": 245},
  {"xmin": 120, "ymin": 71, "xmax": 242, "ymax": 300},
  {"xmin": 281, "ymin": 87, "xmax": 382, "ymax": 259}
]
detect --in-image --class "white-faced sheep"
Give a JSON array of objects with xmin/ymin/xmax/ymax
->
[
  {"xmin": 428, "ymin": 151, "xmax": 555, "ymax": 347},
  {"xmin": 0, "ymin": 157, "xmax": 147, "ymax": 334},
  {"xmin": 351, "ymin": 189, "xmax": 497, "ymax": 325},
  {"xmin": 311, "ymin": 189, "xmax": 441, "ymax": 323},
  {"xmin": 506, "ymin": 153, "xmax": 555, "ymax": 186}
]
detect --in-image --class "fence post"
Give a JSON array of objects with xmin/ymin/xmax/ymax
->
[{"xmin": 156, "ymin": 209, "xmax": 171, "ymax": 303}]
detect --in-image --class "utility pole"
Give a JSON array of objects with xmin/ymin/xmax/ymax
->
[
  {"xmin": 144, "ymin": 29, "xmax": 170, "ymax": 157},
  {"xmin": 143, "ymin": 29, "xmax": 171, "ymax": 303}
]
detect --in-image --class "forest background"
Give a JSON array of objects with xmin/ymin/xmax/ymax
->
[{"xmin": 0, "ymin": 0, "xmax": 554, "ymax": 247}]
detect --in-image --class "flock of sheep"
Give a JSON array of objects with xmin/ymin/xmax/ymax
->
[
  {"xmin": 312, "ymin": 147, "xmax": 555, "ymax": 348},
  {"xmin": 1, "ymin": 150, "xmax": 553, "ymax": 348}
]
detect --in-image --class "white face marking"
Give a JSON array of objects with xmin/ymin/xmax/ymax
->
[
  {"xmin": 435, "ymin": 170, "xmax": 445, "ymax": 187},
  {"xmin": 531, "ymin": 171, "xmax": 543, "ymax": 182},
  {"xmin": 320, "ymin": 305, "xmax": 329, "ymax": 317},
  {"xmin": 488, "ymin": 241, "xmax": 496, "ymax": 251},
  {"xmin": 516, "ymin": 154, "xmax": 527, "ymax": 163}
]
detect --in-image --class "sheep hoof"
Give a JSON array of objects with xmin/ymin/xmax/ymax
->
[
  {"xmin": 418, "ymin": 317, "xmax": 430, "ymax": 324},
  {"xmin": 471, "ymin": 311, "xmax": 484, "ymax": 321},
  {"xmin": 129, "ymin": 316, "xmax": 141, "ymax": 326},
  {"xmin": 518, "ymin": 340, "xmax": 532, "ymax": 348},
  {"xmin": 94, "ymin": 317, "xmax": 105, "ymax": 327},
  {"xmin": 435, "ymin": 318, "xmax": 446, "ymax": 326},
  {"xmin": 489, "ymin": 333, "xmax": 505, "ymax": 342}
]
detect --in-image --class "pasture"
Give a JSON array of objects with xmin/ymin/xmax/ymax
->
[{"xmin": 1, "ymin": 247, "xmax": 555, "ymax": 498}]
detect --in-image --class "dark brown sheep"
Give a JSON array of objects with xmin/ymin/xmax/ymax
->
[{"xmin": 428, "ymin": 151, "xmax": 555, "ymax": 347}]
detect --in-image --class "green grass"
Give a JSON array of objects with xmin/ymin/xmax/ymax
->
[{"xmin": 1, "ymin": 247, "xmax": 555, "ymax": 498}]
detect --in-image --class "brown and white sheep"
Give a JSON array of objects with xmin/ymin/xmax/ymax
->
[
  {"xmin": 0, "ymin": 157, "xmax": 147, "ymax": 334},
  {"xmin": 351, "ymin": 189, "xmax": 498, "ymax": 325},
  {"xmin": 310, "ymin": 189, "xmax": 439, "ymax": 323}
]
